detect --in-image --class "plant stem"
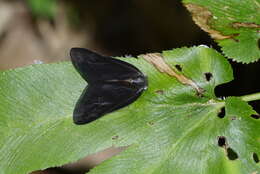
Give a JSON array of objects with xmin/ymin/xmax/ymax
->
[{"xmin": 241, "ymin": 92, "xmax": 260, "ymax": 102}]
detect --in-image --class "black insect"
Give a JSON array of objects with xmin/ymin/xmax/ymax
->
[{"xmin": 70, "ymin": 48, "xmax": 148, "ymax": 125}]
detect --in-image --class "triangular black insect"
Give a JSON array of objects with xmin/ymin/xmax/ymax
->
[{"xmin": 70, "ymin": 48, "xmax": 148, "ymax": 125}]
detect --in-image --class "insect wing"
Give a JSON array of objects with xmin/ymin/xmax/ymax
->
[
  {"xmin": 70, "ymin": 48, "xmax": 142, "ymax": 83},
  {"xmin": 73, "ymin": 83, "xmax": 142, "ymax": 124}
]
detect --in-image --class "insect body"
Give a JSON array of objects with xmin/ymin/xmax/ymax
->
[{"xmin": 70, "ymin": 48, "xmax": 148, "ymax": 125}]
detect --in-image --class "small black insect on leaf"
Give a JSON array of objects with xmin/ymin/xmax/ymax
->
[{"xmin": 70, "ymin": 48, "xmax": 148, "ymax": 125}]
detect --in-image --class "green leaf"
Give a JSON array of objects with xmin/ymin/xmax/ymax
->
[
  {"xmin": 26, "ymin": 0, "xmax": 57, "ymax": 19},
  {"xmin": 0, "ymin": 46, "xmax": 259, "ymax": 174},
  {"xmin": 183, "ymin": 0, "xmax": 260, "ymax": 63}
]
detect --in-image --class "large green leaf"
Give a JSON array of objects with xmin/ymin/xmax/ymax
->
[
  {"xmin": 0, "ymin": 46, "xmax": 259, "ymax": 174},
  {"xmin": 183, "ymin": 0, "xmax": 260, "ymax": 63}
]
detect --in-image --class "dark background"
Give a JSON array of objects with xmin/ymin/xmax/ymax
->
[{"xmin": 0, "ymin": 0, "xmax": 259, "ymax": 173}]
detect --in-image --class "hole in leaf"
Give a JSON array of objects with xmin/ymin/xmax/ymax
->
[
  {"xmin": 251, "ymin": 114, "xmax": 260, "ymax": 119},
  {"xmin": 253, "ymin": 153, "xmax": 259, "ymax": 163},
  {"xmin": 227, "ymin": 148, "xmax": 239, "ymax": 160},
  {"xmin": 204, "ymin": 72, "xmax": 213, "ymax": 81},
  {"xmin": 218, "ymin": 107, "xmax": 225, "ymax": 118},
  {"xmin": 218, "ymin": 136, "xmax": 227, "ymax": 147},
  {"xmin": 175, "ymin": 64, "xmax": 182, "ymax": 72}
]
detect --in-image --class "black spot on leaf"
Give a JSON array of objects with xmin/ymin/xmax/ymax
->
[
  {"xmin": 175, "ymin": 64, "xmax": 182, "ymax": 72},
  {"xmin": 251, "ymin": 114, "xmax": 260, "ymax": 119},
  {"xmin": 217, "ymin": 136, "xmax": 238, "ymax": 160},
  {"xmin": 253, "ymin": 153, "xmax": 259, "ymax": 163},
  {"xmin": 204, "ymin": 72, "xmax": 213, "ymax": 81},
  {"xmin": 227, "ymin": 148, "xmax": 239, "ymax": 160},
  {"xmin": 218, "ymin": 136, "xmax": 227, "ymax": 147},
  {"xmin": 218, "ymin": 107, "xmax": 225, "ymax": 118}
]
